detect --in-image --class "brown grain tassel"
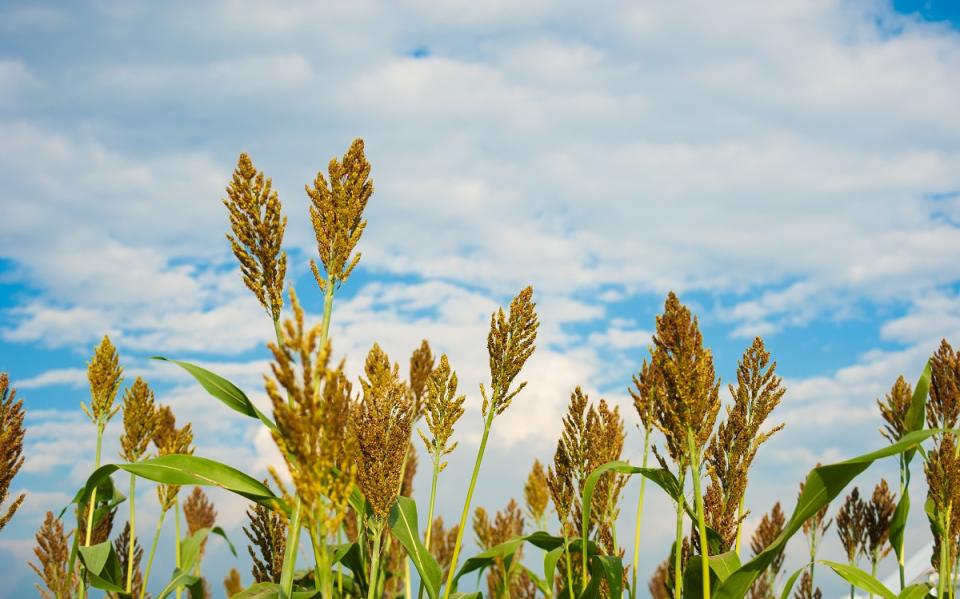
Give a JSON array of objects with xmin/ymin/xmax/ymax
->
[{"xmin": 0, "ymin": 373, "xmax": 25, "ymax": 532}]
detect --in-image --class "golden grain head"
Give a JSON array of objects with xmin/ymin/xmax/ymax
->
[
  {"xmin": 184, "ymin": 486, "xmax": 218, "ymax": 535},
  {"xmin": 523, "ymin": 459, "xmax": 549, "ymax": 525},
  {"xmin": 835, "ymin": 487, "xmax": 866, "ymax": 562},
  {"xmin": 877, "ymin": 375, "xmax": 912, "ymax": 443},
  {"xmin": 224, "ymin": 568, "xmax": 243, "ymax": 597},
  {"xmin": 546, "ymin": 387, "xmax": 588, "ymax": 525},
  {"xmin": 84, "ymin": 335, "xmax": 123, "ymax": 424},
  {"xmin": 418, "ymin": 353, "xmax": 465, "ymax": 469},
  {"xmin": 409, "ymin": 339, "xmax": 435, "ymax": 418},
  {"xmin": 307, "ymin": 138, "xmax": 373, "ymax": 291},
  {"xmin": 152, "ymin": 404, "xmax": 194, "ymax": 510},
  {"xmin": 630, "ymin": 359, "xmax": 661, "ymax": 434},
  {"xmin": 649, "ymin": 292, "xmax": 720, "ymax": 460},
  {"xmin": 354, "ymin": 343, "xmax": 413, "ymax": 519},
  {"xmin": 29, "ymin": 511, "xmax": 75, "ymax": 599},
  {"xmin": 0, "ymin": 372, "xmax": 26, "ymax": 532},
  {"xmin": 223, "ymin": 152, "xmax": 288, "ymax": 322},
  {"xmin": 483, "ymin": 286, "xmax": 539, "ymax": 417},
  {"xmin": 266, "ymin": 288, "xmax": 357, "ymax": 534},
  {"xmin": 865, "ymin": 479, "xmax": 895, "ymax": 561},
  {"xmin": 244, "ymin": 486, "xmax": 287, "ymax": 584},
  {"xmin": 120, "ymin": 377, "xmax": 159, "ymax": 462},
  {"xmin": 928, "ymin": 339, "xmax": 960, "ymax": 430}
]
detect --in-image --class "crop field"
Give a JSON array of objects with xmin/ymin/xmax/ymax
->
[{"xmin": 2, "ymin": 138, "xmax": 958, "ymax": 599}]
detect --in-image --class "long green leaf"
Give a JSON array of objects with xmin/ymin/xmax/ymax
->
[
  {"xmin": 81, "ymin": 455, "xmax": 286, "ymax": 515},
  {"xmin": 155, "ymin": 568, "xmax": 201, "ymax": 599},
  {"xmin": 898, "ymin": 583, "xmax": 934, "ymax": 599},
  {"xmin": 579, "ymin": 554, "xmax": 623, "ymax": 599},
  {"xmin": 714, "ymin": 429, "xmax": 939, "ymax": 599},
  {"xmin": 820, "ymin": 560, "xmax": 896, "ymax": 599},
  {"xmin": 891, "ymin": 362, "xmax": 932, "ymax": 566},
  {"xmin": 388, "ymin": 496, "xmax": 442, "ymax": 599},
  {"xmin": 153, "ymin": 357, "xmax": 277, "ymax": 432},
  {"xmin": 453, "ymin": 536, "xmax": 527, "ymax": 584},
  {"xmin": 229, "ymin": 582, "xmax": 321, "ymax": 598},
  {"xmin": 683, "ymin": 552, "xmax": 741, "ymax": 599},
  {"xmin": 779, "ymin": 565, "xmax": 806, "ymax": 599}
]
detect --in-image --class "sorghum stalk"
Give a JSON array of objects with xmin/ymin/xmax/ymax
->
[
  {"xmin": 83, "ymin": 423, "xmax": 105, "ymax": 548},
  {"xmin": 174, "ymin": 496, "xmax": 182, "ymax": 599},
  {"xmin": 141, "ymin": 508, "xmax": 167, "ymax": 599},
  {"xmin": 367, "ymin": 525, "xmax": 385, "ymax": 599},
  {"xmin": 561, "ymin": 526, "xmax": 576, "ymax": 599},
  {"xmin": 688, "ymin": 429, "xmax": 711, "ymax": 599},
  {"xmin": 630, "ymin": 427, "xmax": 651, "ymax": 599},
  {"xmin": 898, "ymin": 455, "xmax": 906, "ymax": 590},
  {"xmin": 424, "ymin": 451, "xmax": 442, "ymax": 549},
  {"xmin": 309, "ymin": 525, "xmax": 332, "ymax": 598},
  {"xmin": 673, "ymin": 478, "xmax": 685, "ymax": 599},
  {"xmin": 442, "ymin": 407, "xmax": 496, "ymax": 599},
  {"xmin": 127, "ymin": 474, "xmax": 137, "ymax": 593}
]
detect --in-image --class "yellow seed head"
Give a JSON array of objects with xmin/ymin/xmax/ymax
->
[
  {"xmin": 409, "ymin": 339, "xmax": 435, "ymax": 419},
  {"xmin": 120, "ymin": 377, "xmax": 159, "ymax": 462},
  {"xmin": 482, "ymin": 286, "xmax": 539, "ymax": 417},
  {"xmin": 83, "ymin": 335, "xmax": 123, "ymax": 424},
  {"xmin": 0, "ymin": 373, "xmax": 26, "ymax": 532},
  {"xmin": 152, "ymin": 404, "xmax": 194, "ymax": 510},
  {"xmin": 523, "ymin": 460, "xmax": 549, "ymax": 526},
  {"xmin": 877, "ymin": 375, "xmax": 912, "ymax": 443},
  {"xmin": 307, "ymin": 138, "xmax": 373, "ymax": 291},
  {"xmin": 223, "ymin": 152, "xmax": 287, "ymax": 322},
  {"xmin": 418, "ymin": 354, "xmax": 465, "ymax": 470}
]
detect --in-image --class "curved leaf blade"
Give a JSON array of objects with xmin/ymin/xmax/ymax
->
[
  {"xmin": 819, "ymin": 560, "xmax": 896, "ymax": 599},
  {"xmin": 153, "ymin": 357, "xmax": 277, "ymax": 432},
  {"xmin": 388, "ymin": 496, "xmax": 442, "ymax": 599},
  {"xmin": 715, "ymin": 429, "xmax": 939, "ymax": 599}
]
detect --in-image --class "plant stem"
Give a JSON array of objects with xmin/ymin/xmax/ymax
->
[
  {"xmin": 424, "ymin": 450, "xmax": 441, "ymax": 550},
  {"xmin": 898, "ymin": 454, "xmax": 906, "ymax": 591},
  {"xmin": 310, "ymin": 525, "xmax": 332, "ymax": 598},
  {"xmin": 673, "ymin": 470, "xmax": 686, "ymax": 599},
  {"xmin": 79, "ymin": 420, "xmax": 105, "ymax": 599},
  {"xmin": 869, "ymin": 559, "xmax": 877, "ymax": 599},
  {"xmin": 848, "ymin": 558, "xmax": 855, "ymax": 599},
  {"xmin": 337, "ymin": 527, "xmax": 344, "ymax": 595},
  {"xmin": 630, "ymin": 427, "xmax": 651, "ymax": 599},
  {"xmin": 175, "ymin": 496, "xmax": 182, "ymax": 599},
  {"xmin": 141, "ymin": 508, "xmax": 167, "ymax": 599},
  {"xmin": 687, "ymin": 430, "xmax": 710, "ymax": 599},
  {"xmin": 320, "ymin": 282, "xmax": 335, "ymax": 343},
  {"xmin": 442, "ymin": 408, "xmax": 496, "ymax": 599},
  {"xmin": 561, "ymin": 527, "xmax": 576, "ymax": 599},
  {"xmin": 405, "ymin": 560, "xmax": 413, "ymax": 599},
  {"xmin": 367, "ymin": 525, "xmax": 384, "ymax": 599},
  {"xmin": 279, "ymin": 499, "xmax": 303, "ymax": 599},
  {"xmin": 127, "ymin": 473, "xmax": 137, "ymax": 593}
]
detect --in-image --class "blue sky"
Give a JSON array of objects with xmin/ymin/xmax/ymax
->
[{"xmin": 2, "ymin": 1, "xmax": 960, "ymax": 597}]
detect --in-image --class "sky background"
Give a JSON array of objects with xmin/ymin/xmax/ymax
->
[{"xmin": 2, "ymin": 0, "xmax": 960, "ymax": 597}]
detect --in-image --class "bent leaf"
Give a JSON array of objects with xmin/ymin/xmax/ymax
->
[
  {"xmin": 153, "ymin": 357, "xmax": 277, "ymax": 432},
  {"xmin": 715, "ymin": 429, "xmax": 939, "ymax": 599},
  {"xmin": 388, "ymin": 496, "xmax": 442, "ymax": 599},
  {"xmin": 820, "ymin": 561, "xmax": 896, "ymax": 599},
  {"xmin": 78, "ymin": 541, "xmax": 125, "ymax": 593},
  {"xmin": 81, "ymin": 455, "xmax": 286, "ymax": 515}
]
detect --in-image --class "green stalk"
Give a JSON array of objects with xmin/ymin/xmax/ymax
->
[
  {"xmin": 337, "ymin": 527, "xmax": 344, "ymax": 595},
  {"xmin": 687, "ymin": 430, "xmax": 710, "ymax": 599},
  {"xmin": 441, "ymin": 408, "xmax": 497, "ymax": 599},
  {"xmin": 898, "ymin": 454, "xmax": 906, "ymax": 590},
  {"xmin": 561, "ymin": 526, "xmax": 576, "ymax": 599},
  {"xmin": 367, "ymin": 525, "xmax": 384, "ymax": 599},
  {"xmin": 175, "ymin": 496, "xmax": 182, "ymax": 599},
  {"xmin": 405, "ymin": 561, "xmax": 413, "ymax": 599},
  {"xmin": 319, "ymin": 282, "xmax": 335, "ymax": 343},
  {"xmin": 141, "ymin": 508, "xmax": 167, "ymax": 599},
  {"xmin": 79, "ymin": 420, "xmax": 105, "ymax": 599},
  {"xmin": 126, "ymin": 473, "xmax": 137, "ymax": 593},
  {"xmin": 310, "ymin": 525, "xmax": 332, "ymax": 598},
  {"xmin": 869, "ymin": 558, "xmax": 878, "ymax": 599},
  {"xmin": 734, "ymin": 495, "xmax": 746, "ymax": 557},
  {"xmin": 848, "ymin": 558, "xmax": 855, "ymax": 599},
  {"xmin": 673, "ymin": 488, "xmax": 685, "ymax": 599},
  {"xmin": 279, "ymin": 499, "xmax": 303, "ymax": 599},
  {"xmin": 419, "ymin": 450, "xmax": 442, "ymax": 599},
  {"xmin": 630, "ymin": 427, "xmax": 651, "ymax": 599}
]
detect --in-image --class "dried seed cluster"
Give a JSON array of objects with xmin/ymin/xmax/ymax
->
[
  {"xmin": 307, "ymin": 138, "xmax": 373, "ymax": 291},
  {"xmin": 523, "ymin": 459, "xmax": 549, "ymax": 528},
  {"xmin": 418, "ymin": 354, "xmax": 465, "ymax": 471},
  {"xmin": 120, "ymin": 377, "xmax": 159, "ymax": 463},
  {"xmin": 152, "ymin": 404, "xmax": 194, "ymax": 510},
  {"xmin": 265, "ymin": 288, "xmax": 357, "ymax": 534},
  {"xmin": 482, "ymin": 286, "xmax": 539, "ymax": 417},
  {"xmin": 29, "ymin": 511, "xmax": 75, "ymax": 599},
  {"xmin": 244, "ymin": 491, "xmax": 287, "ymax": 584},
  {"xmin": 224, "ymin": 152, "xmax": 287, "ymax": 322},
  {"xmin": 0, "ymin": 373, "xmax": 25, "ymax": 532},
  {"xmin": 83, "ymin": 335, "xmax": 123, "ymax": 425},
  {"xmin": 877, "ymin": 375, "xmax": 913, "ymax": 443}
]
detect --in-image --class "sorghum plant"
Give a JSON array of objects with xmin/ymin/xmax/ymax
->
[{"xmin": 0, "ymin": 372, "xmax": 25, "ymax": 533}]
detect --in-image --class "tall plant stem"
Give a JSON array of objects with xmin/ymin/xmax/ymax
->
[
  {"xmin": 442, "ymin": 408, "xmax": 496, "ymax": 599},
  {"xmin": 127, "ymin": 473, "xmax": 137, "ymax": 593},
  {"xmin": 78, "ymin": 421, "xmax": 105, "ymax": 599},
  {"xmin": 898, "ymin": 454, "xmax": 906, "ymax": 590},
  {"xmin": 687, "ymin": 430, "xmax": 710, "ymax": 599},
  {"xmin": 673, "ymin": 488, "xmax": 685, "ymax": 599},
  {"xmin": 561, "ymin": 527, "xmax": 576, "ymax": 599},
  {"xmin": 141, "ymin": 508, "xmax": 167, "ymax": 599},
  {"xmin": 320, "ymin": 282, "xmax": 335, "ymax": 343},
  {"xmin": 734, "ymin": 495, "xmax": 746, "ymax": 557},
  {"xmin": 337, "ymin": 527, "xmax": 344, "ymax": 595},
  {"xmin": 310, "ymin": 525, "xmax": 332, "ymax": 598},
  {"xmin": 175, "ymin": 496, "xmax": 182, "ymax": 599},
  {"xmin": 630, "ymin": 427, "xmax": 651, "ymax": 599},
  {"xmin": 419, "ymin": 451, "xmax": 443, "ymax": 599},
  {"xmin": 847, "ymin": 558, "xmax": 855, "ymax": 599},
  {"xmin": 367, "ymin": 525, "xmax": 384, "ymax": 599}
]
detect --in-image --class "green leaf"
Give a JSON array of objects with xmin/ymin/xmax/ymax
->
[
  {"xmin": 211, "ymin": 525, "xmax": 238, "ymax": 557},
  {"xmin": 904, "ymin": 361, "xmax": 931, "ymax": 466},
  {"xmin": 153, "ymin": 357, "xmax": 277, "ymax": 432},
  {"xmin": 228, "ymin": 582, "xmax": 321, "ymax": 599},
  {"xmin": 714, "ymin": 429, "xmax": 939, "ymax": 599},
  {"xmin": 682, "ymin": 552, "xmax": 741, "ymax": 599},
  {"xmin": 544, "ymin": 546, "xmax": 565, "ymax": 594},
  {"xmin": 580, "ymin": 554, "xmax": 623, "ymax": 599},
  {"xmin": 779, "ymin": 565, "xmax": 806, "ymax": 599},
  {"xmin": 898, "ymin": 583, "xmax": 933, "ymax": 599},
  {"xmin": 155, "ymin": 568, "xmax": 201, "ymax": 599},
  {"xmin": 388, "ymin": 496, "xmax": 442, "ymax": 599},
  {"xmin": 453, "ymin": 535, "xmax": 527, "ymax": 585},
  {"xmin": 78, "ymin": 541, "xmax": 126, "ymax": 593},
  {"xmin": 890, "ymin": 490, "xmax": 910, "ymax": 564},
  {"xmin": 819, "ymin": 560, "xmax": 896, "ymax": 599},
  {"xmin": 81, "ymin": 455, "xmax": 287, "ymax": 515}
]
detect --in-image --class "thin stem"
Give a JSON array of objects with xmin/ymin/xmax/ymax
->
[
  {"xmin": 561, "ymin": 526, "xmax": 576, "ymax": 599},
  {"xmin": 848, "ymin": 558, "xmax": 855, "ymax": 599},
  {"xmin": 734, "ymin": 494, "xmax": 746, "ymax": 557},
  {"xmin": 337, "ymin": 527, "xmax": 344, "ymax": 595},
  {"xmin": 673, "ymin": 487, "xmax": 685, "ymax": 599},
  {"xmin": 405, "ymin": 560, "xmax": 413, "ymax": 599},
  {"xmin": 78, "ymin": 421, "xmax": 105, "ymax": 599},
  {"xmin": 320, "ymin": 282, "xmax": 335, "ymax": 343},
  {"xmin": 175, "ymin": 496, "xmax": 182, "ymax": 599},
  {"xmin": 367, "ymin": 525, "xmax": 384, "ymax": 599},
  {"xmin": 127, "ymin": 474, "xmax": 137, "ymax": 593},
  {"xmin": 441, "ymin": 409, "xmax": 496, "ymax": 599},
  {"xmin": 310, "ymin": 525, "xmax": 332, "ymax": 598},
  {"xmin": 279, "ymin": 499, "xmax": 303, "ymax": 599},
  {"xmin": 424, "ymin": 451, "xmax": 442, "ymax": 549},
  {"xmin": 898, "ymin": 454, "xmax": 906, "ymax": 591},
  {"xmin": 687, "ymin": 430, "xmax": 710, "ymax": 599},
  {"xmin": 141, "ymin": 508, "xmax": 167, "ymax": 599},
  {"xmin": 630, "ymin": 427, "xmax": 651, "ymax": 599},
  {"xmin": 869, "ymin": 558, "xmax": 877, "ymax": 599}
]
